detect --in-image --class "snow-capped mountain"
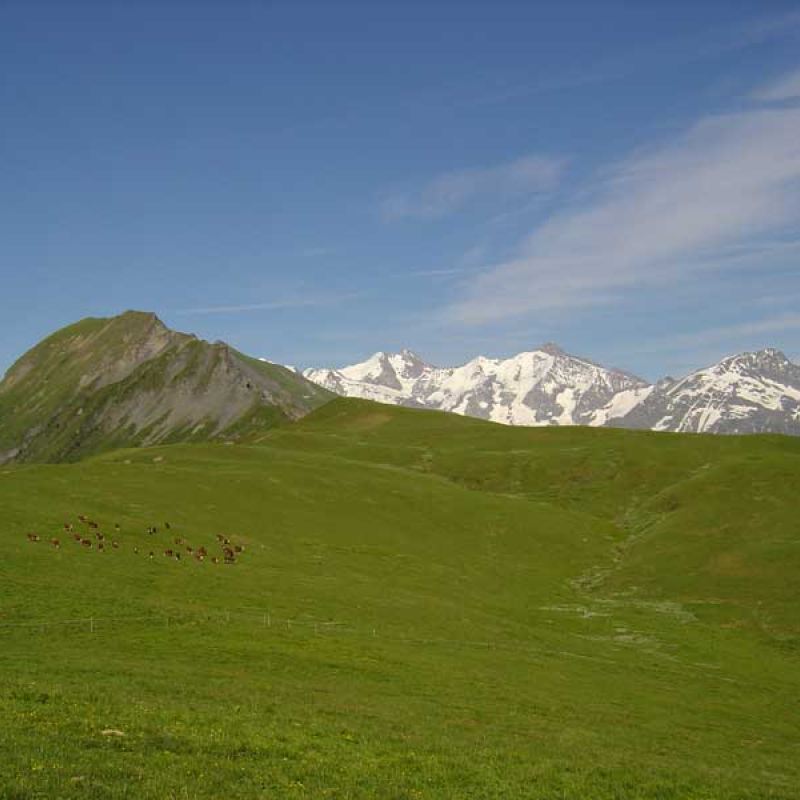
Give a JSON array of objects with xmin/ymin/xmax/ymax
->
[
  {"xmin": 610, "ymin": 348, "xmax": 800, "ymax": 435},
  {"xmin": 304, "ymin": 344, "xmax": 648, "ymax": 426},
  {"xmin": 303, "ymin": 346, "xmax": 800, "ymax": 435}
]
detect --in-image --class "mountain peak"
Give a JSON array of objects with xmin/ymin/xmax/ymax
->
[
  {"xmin": 537, "ymin": 342, "xmax": 566, "ymax": 356},
  {"xmin": 0, "ymin": 314, "xmax": 332, "ymax": 464}
]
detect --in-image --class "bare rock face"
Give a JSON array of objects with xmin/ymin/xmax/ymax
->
[
  {"xmin": 0, "ymin": 311, "xmax": 332, "ymax": 463},
  {"xmin": 305, "ymin": 346, "xmax": 800, "ymax": 436}
]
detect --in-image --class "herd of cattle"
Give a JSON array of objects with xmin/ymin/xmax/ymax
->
[{"xmin": 24, "ymin": 515, "xmax": 245, "ymax": 565}]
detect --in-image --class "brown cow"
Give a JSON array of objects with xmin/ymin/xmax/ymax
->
[
  {"xmin": 164, "ymin": 549, "xmax": 173, "ymax": 557},
  {"xmin": 98, "ymin": 542, "xmax": 105, "ymax": 552},
  {"xmin": 211, "ymin": 556, "xmax": 219, "ymax": 564},
  {"xmin": 26, "ymin": 533, "xmax": 40, "ymax": 542},
  {"xmin": 81, "ymin": 539, "xmax": 92, "ymax": 548},
  {"xmin": 88, "ymin": 521, "xmax": 99, "ymax": 530},
  {"xmin": 233, "ymin": 545, "xmax": 243, "ymax": 553},
  {"xmin": 73, "ymin": 532, "xmax": 82, "ymax": 542},
  {"xmin": 112, "ymin": 540, "xmax": 119, "ymax": 549},
  {"xmin": 50, "ymin": 538, "xmax": 60, "ymax": 548}
]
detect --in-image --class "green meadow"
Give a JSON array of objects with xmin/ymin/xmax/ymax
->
[{"xmin": 1, "ymin": 399, "xmax": 798, "ymax": 798}]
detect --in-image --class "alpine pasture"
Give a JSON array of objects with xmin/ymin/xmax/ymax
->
[{"xmin": 1, "ymin": 399, "xmax": 798, "ymax": 798}]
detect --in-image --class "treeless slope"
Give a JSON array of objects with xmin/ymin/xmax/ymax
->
[{"xmin": 0, "ymin": 311, "xmax": 332, "ymax": 463}]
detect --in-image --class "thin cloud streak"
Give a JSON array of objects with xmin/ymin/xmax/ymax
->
[
  {"xmin": 622, "ymin": 314, "xmax": 800, "ymax": 359},
  {"xmin": 753, "ymin": 65, "xmax": 800, "ymax": 102},
  {"xmin": 381, "ymin": 154, "xmax": 564, "ymax": 220},
  {"xmin": 444, "ymin": 67, "xmax": 800, "ymax": 325},
  {"xmin": 177, "ymin": 292, "xmax": 362, "ymax": 315}
]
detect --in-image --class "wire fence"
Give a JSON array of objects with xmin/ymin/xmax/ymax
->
[
  {"xmin": 0, "ymin": 606, "xmax": 644, "ymax": 669},
  {"xmin": 0, "ymin": 606, "xmax": 745, "ymax": 684}
]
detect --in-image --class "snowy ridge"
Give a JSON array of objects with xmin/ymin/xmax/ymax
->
[
  {"xmin": 304, "ymin": 344, "xmax": 647, "ymax": 427},
  {"xmin": 303, "ymin": 346, "xmax": 800, "ymax": 435},
  {"xmin": 612, "ymin": 348, "xmax": 800, "ymax": 435}
]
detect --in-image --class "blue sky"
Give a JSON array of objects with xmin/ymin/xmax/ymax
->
[{"xmin": 2, "ymin": 1, "xmax": 800, "ymax": 381}]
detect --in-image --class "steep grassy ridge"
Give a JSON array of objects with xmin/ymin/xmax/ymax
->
[
  {"xmin": 0, "ymin": 312, "xmax": 332, "ymax": 464},
  {"xmin": 0, "ymin": 400, "xmax": 798, "ymax": 797}
]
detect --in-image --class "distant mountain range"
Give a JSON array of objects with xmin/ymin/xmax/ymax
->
[
  {"xmin": 2, "ymin": 312, "xmax": 798, "ymax": 468},
  {"xmin": 303, "ymin": 345, "xmax": 800, "ymax": 435}
]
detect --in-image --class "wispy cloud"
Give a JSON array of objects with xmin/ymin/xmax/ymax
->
[
  {"xmin": 462, "ymin": 10, "xmax": 800, "ymax": 110},
  {"xmin": 381, "ymin": 154, "xmax": 564, "ymax": 221},
  {"xmin": 391, "ymin": 267, "xmax": 466, "ymax": 279},
  {"xmin": 298, "ymin": 246, "xmax": 336, "ymax": 258},
  {"xmin": 177, "ymin": 291, "xmax": 362, "ymax": 315},
  {"xmin": 444, "ymin": 68, "xmax": 800, "ymax": 325},
  {"xmin": 624, "ymin": 314, "xmax": 800, "ymax": 358},
  {"xmin": 753, "ymin": 65, "xmax": 800, "ymax": 102}
]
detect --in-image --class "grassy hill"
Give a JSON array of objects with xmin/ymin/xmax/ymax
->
[
  {"xmin": 1, "ymin": 399, "xmax": 798, "ymax": 798},
  {"xmin": 0, "ymin": 311, "xmax": 332, "ymax": 464}
]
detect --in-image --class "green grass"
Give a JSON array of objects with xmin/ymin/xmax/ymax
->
[{"xmin": 1, "ymin": 399, "xmax": 798, "ymax": 798}]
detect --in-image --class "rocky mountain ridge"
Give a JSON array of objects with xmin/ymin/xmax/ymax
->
[
  {"xmin": 0, "ymin": 311, "xmax": 332, "ymax": 463},
  {"xmin": 304, "ymin": 345, "xmax": 800, "ymax": 435}
]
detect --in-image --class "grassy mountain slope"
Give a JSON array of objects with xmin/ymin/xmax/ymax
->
[
  {"xmin": 0, "ymin": 311, "xmax": 332, "ymax": 464},
  {"xmin": 267, "ymin": 400, "xmax": 800, "ymax": 640},
  {"xmin": 1, "ymin": 398, "xmax": 798, "ymax": 798}
]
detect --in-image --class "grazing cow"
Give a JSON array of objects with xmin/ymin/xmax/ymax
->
[
  {"xmin": 50, "ymin": 538, "xmax": 60, "ymax": 548},
  {"xmin": 73, "ymin": 532, "xmax": 82, "ymax": 542},
  {"xmin": 114, "ymin": 524, "xmax": 120, "ymax": 532},
  {"xmin": 175, "ymin": 552, "xmax": 181, "ymax": 561},
  {"xmin": 198, "ymin": 546, "xmax": 207, "ymax": 557},
  {"xmin": 134, "ymin": 547, "xmax": 139, "ymax": 555},
  {"xmin": 223, "ymin": 537, "xmax": 230, "ymax": 545},
  {"xmin": 81, "ymin": 539, "xmax": 92, "ymax": 547},
  {"xmin": 215, "ymin": 534, "xmax": 224, "ymax": 543},
  {"xmin": 112, "ymin": 540, "xmax": 119, "ymax": 549},
  {"xmin": 164, "ymin": 549, "xmax": 173, "ymax": 557},
  {"xmin": 98, "ymin": 542, "xmax": 105, "ymax": 552},
  {"xmin": 224, "ymin": 556, "xmax": 236, "ymax": 565},
  {"xmin": 211, "ymin": 556, "xmax": 219, "ymax": 564},
  {"xmin": 148, "ymin": 551, "xmax": 154, "ymax": 560},
  {"xmin": 195, "ymin": 553, "xmax": 204, "ymax": 562},
  {"xmin": 64, "ymin": 523, "xmax": 73, "ymax": 532},
  {"xmin": 26, "ymin": 533, "xmax": 40, "ymax": 542},
  {"xmin": 233, "ymin": 545, "xmax": 243, "ymax": 553},
  {"xmin": 89, "ymin": 521, "xmax": 99, "ymax": 530},
  {"xmin": 174, "ymin": 537, "xmax": 185, "ymax": 546},
  {"xmin": 78, "ymin": 515, "xmax": 88, "ymax": 523},
  {"xmin": 165, "ymin": 522, "xmax": 171, "ymax": 530},
  {"xmin": 96, "ymin": 532, "xmax": 104, "ymax": 542}
]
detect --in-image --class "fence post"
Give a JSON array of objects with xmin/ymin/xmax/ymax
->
[{"xmin": 90, "ymin": 618, "xmax": 94, "ymax": 634}]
